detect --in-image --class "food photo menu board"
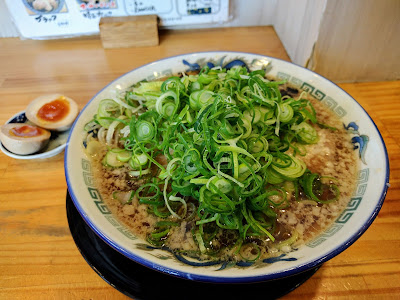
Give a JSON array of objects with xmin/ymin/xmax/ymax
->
[{"xmin": 6, "ymin": 0, "xmax": 230, "ymax": 39}]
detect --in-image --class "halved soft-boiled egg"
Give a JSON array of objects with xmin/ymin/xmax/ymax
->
[
  {"xmin": 0, "ymin": 123, "xmax": 51, "ymax": 155},
  {"xmin": 26, "ymin": 94, "xmax": 79, "ymax": 131}
]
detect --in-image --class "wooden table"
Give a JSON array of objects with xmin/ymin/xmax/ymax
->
[{"xmin": 0, "ymin": 26, "xmax": 399, "ymax": 299}]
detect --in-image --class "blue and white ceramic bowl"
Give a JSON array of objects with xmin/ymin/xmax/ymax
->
[{"xmin": 65, "ymin": 52, "xmax": 389, "ymax": 283}]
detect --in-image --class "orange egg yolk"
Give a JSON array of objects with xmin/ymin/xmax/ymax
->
[
  {"xmin": 10, "ymin": 125, "xmax": 45, "ymax": 138},
  {"xmin": 37, "ymin": 97, "xmax": 70, "ymax": 122}
]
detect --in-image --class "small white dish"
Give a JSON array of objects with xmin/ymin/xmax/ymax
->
[{"xmin": 0, "ymin": 111, "xmax": 69, "ymax": 159}]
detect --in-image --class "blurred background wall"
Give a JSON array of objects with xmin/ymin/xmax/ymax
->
[{"xmin": 1, "ymin": 0, "xmax": 399, "ymax": 82}]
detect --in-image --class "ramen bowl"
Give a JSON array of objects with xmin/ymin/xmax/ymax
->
[{"xmin": 65, "ymin": 52, "xmax": 389, "ymax": 283}]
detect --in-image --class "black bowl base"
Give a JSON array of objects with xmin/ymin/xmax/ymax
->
[{"xmin": 66, "ymin": 191, "xmax": 320, "ymax": 300}]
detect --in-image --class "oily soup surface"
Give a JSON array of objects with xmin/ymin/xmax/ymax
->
[{"xmin": 87, "ymin": 80, "xmax": 358, "ymax": 262}]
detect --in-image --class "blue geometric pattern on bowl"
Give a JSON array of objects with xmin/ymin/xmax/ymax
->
[
  {"xmin": 9, "ymin": 112, "xmax": 28, "ymax": 124},
  {"xmin": 135, "ymin": 243, "xmax": 297, "ymax": 270},
  {"xmin": 305, "ymin": 122, "xmax": 369, "ymax": 248},
  {"xmin": 183, "ymin": 57, "xmax": 250, "ymax": 73},
  {"xmin": 306, "ymin": 168, "xmax": 369, "ymax": 248},
  {"xmin": 344, "ymin": 122, "xmax": 369, "ymax": 164},
  {"xmin": 277, "ymin": 71, "xmax": 347, "ymax": 118}
]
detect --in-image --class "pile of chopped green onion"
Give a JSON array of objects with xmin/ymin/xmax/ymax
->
[{"xmin": 86, "ymin": 65, "xmax": 339, "ymax": 259}]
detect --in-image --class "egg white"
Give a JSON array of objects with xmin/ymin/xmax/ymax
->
[{"xmin": 0, "ymin": 123, "xmax": 51, "ymax": 155}]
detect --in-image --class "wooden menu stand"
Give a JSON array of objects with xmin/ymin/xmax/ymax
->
[{"xmin": 99, "ymin": 15, "xmax": 159, "ymax": 49}]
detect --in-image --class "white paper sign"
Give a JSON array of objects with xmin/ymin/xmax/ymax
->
[{"xmin": 6, "ymin": 0, "xmax": 230, "ymax": 39}]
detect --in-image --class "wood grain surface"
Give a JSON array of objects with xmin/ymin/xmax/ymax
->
[
  {"xmin": 0, "ymin": 26, "xmax": 399, "ymax": 300},
  {"xmin": 99, "ymin": 15, "xmax": 159, "ymax": 48}
]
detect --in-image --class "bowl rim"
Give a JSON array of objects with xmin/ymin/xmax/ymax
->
[
  {"xmin": 65, "ymin": 51, "xmax": 390, "ymax": 283},
  {"xmin": 0, "ymin": 110, "xmax": 67, "ymax": 160}
]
